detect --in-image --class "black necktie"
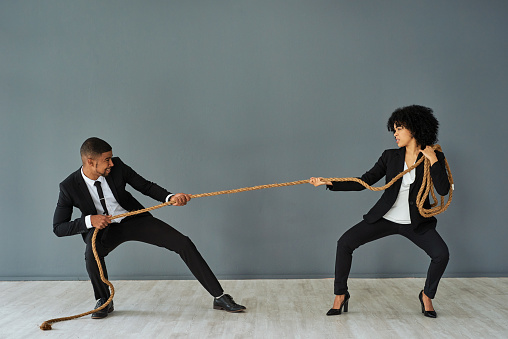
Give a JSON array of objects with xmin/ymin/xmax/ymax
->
[{"xmin": 94, "ymin": 181, "xmax": 110, "ymax": 215}]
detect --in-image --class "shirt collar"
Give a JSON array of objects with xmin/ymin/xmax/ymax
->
[{"xmin": 81, "ymin": 167, "xmax": 105, "ymax": 186}]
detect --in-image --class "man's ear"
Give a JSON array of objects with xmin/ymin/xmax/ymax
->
[{"xmin": 86, "ymin": 157, "xmax": 95, "ymax": 167}]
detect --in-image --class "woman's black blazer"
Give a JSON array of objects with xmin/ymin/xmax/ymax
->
[{"xmin": 327, "ymin": 147, "xmax": 450, "ymax": 234}]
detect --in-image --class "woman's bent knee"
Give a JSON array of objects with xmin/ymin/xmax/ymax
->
[
  {"xmin": 432, "ymin": 246, "xmax": 450, "ymax": 264},
  {"xmin": 337, "ymin": 235, "xmax": 354, "ymax": 253}
]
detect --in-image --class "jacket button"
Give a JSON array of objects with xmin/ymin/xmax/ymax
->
[{"xmin": 410, "ymin": 201, "xmax": 414, "ymax": 206}]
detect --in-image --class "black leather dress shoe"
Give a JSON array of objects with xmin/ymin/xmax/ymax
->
[
  {"xmin": 91, "ymin": 298, "xmax": 114, "ymax": 319},
  {"xmin": 213, "ymin": 294, "xmax": 246, "ymax": 312},
  {"xmin": 419, "ymin": 290, "xmax": 437, "ymax": 318}
]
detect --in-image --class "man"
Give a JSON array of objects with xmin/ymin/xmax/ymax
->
[{"xmin": 53, "ymin": 137, "xmax": 245, "ymax": 318}]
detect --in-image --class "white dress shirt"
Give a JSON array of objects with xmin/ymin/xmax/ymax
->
[
  {"xmin": 383, "ymin": 161, "xmax": 416, "ymax": 224},
  {"xmin": 80, "ymin": 167, "xmax": 172, "ymax": 228}
]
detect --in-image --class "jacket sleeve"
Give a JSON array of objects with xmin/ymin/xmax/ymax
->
[
  {"xmin": 327, "ymin": 150, "xmax": 388, "ymax": 191},
  {"xmin": 53, "ymin": 183, "xmax": 88, "ymax": 237},
  {"xmin": 430, "ymin": 151, "xmax": 450, "ymax": 196},
  {"xmin": 119, "ymin": 158, "xmax": 172, "ymax": 202}
]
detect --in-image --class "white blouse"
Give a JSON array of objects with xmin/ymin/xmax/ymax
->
[{"xmin": 383, "ymin": 161, "xmax": 416, "ymax": 224}]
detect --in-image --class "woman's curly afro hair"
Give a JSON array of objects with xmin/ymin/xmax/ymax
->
[{"xmin": 387, "ymin": 105, "xmax": 439, "ymax": 148}]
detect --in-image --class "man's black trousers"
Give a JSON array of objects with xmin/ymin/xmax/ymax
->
[{"xmin": 84, "ymin": 215, "xmax": 224, "ymax": 300}]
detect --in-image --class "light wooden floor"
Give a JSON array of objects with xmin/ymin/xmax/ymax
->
[{"xmin": 1, "ymin": 278, "xmax": 507, "ymax": 338}]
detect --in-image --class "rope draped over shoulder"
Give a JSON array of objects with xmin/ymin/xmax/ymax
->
[{"xmin": 40, "ymin": 144, "xmax": 453, "ymax": 330}]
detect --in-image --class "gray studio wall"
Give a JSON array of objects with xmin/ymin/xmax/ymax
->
[{"xmin": 1, "ymin": 0, "xmax": 507, "ymax": 281}]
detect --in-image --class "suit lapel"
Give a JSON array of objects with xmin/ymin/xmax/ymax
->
[
  {"xmin": 74, "ymin": 168, "xmax": 97, "ymax": 214},
  {"xmin": 105, "ymin": 174, "xmax": 120, "ymax": 204},
  {"xmin": 387, "ymin": 148, "xmax": 405, "ymax": 192},
  {"xmin": 409, "ymin": 152, "xmax": 425, "ymax": 194},
  {"xmin": 396, "ymin": 147, "xmax": 405, "ymax": 173}
]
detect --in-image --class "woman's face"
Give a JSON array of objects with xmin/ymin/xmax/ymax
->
[{"xmin": 393, "ymin": 124, "xmax": 414, "ymax": 148}]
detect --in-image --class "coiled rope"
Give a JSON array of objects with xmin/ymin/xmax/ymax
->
[{"xmin": 40, "ymin": 145, "xmax": 453, "ymax": 330}]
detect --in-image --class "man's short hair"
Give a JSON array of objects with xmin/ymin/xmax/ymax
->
[{"xmin": 80, "ymin": 137, "xmax": 112, "ymax": 159}]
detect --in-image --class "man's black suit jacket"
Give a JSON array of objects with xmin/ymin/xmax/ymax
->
[
  {"xmin": 327, "ymin": 147, "xmax": 450, "ymax": 234},
  {"xmin": 53, "ymin": 157, "xmax": 171, "ymax": 240}
]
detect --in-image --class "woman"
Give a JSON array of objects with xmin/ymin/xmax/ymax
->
[{"xmin": 310, "ymin": 105, "xmax": 450, "ymax": 318}]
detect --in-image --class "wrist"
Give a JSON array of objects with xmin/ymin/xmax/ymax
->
[{"xmin": 85, "ymin": 215, "xmax": 93, "ymax": 229}]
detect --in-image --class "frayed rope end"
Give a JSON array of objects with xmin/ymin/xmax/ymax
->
[{"xmin": 40, "ymin": 322, "xmax": 52, "ymax": 330}]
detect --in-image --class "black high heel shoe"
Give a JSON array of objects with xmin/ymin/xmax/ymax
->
[
  {"xmin": 326, "ymin": 291, "xmax": 350, "ymax": 316},
  {"xmin": 419, "ymin": 290, "xmax": 437, "ymax": 318}
]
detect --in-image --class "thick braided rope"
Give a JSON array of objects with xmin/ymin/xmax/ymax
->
[
  {"xmin": 109, "ymin": 145, "xmax": 453, "ymax": 220},
  {"xmin": 40, "ymin": 229, "xmax": 114, "ymax": 330},
  {"xmin": 40, "ymin": 145, "xmax": 453, "ymax": 330},
  {"xmin": 416, "ymin": 146, "xmax": 454, "ymax": 218}
]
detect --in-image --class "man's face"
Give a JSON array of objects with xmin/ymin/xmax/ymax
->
[{"xmin": 91, "ymin": 151, "xmax": 114, "ymax": 177}]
